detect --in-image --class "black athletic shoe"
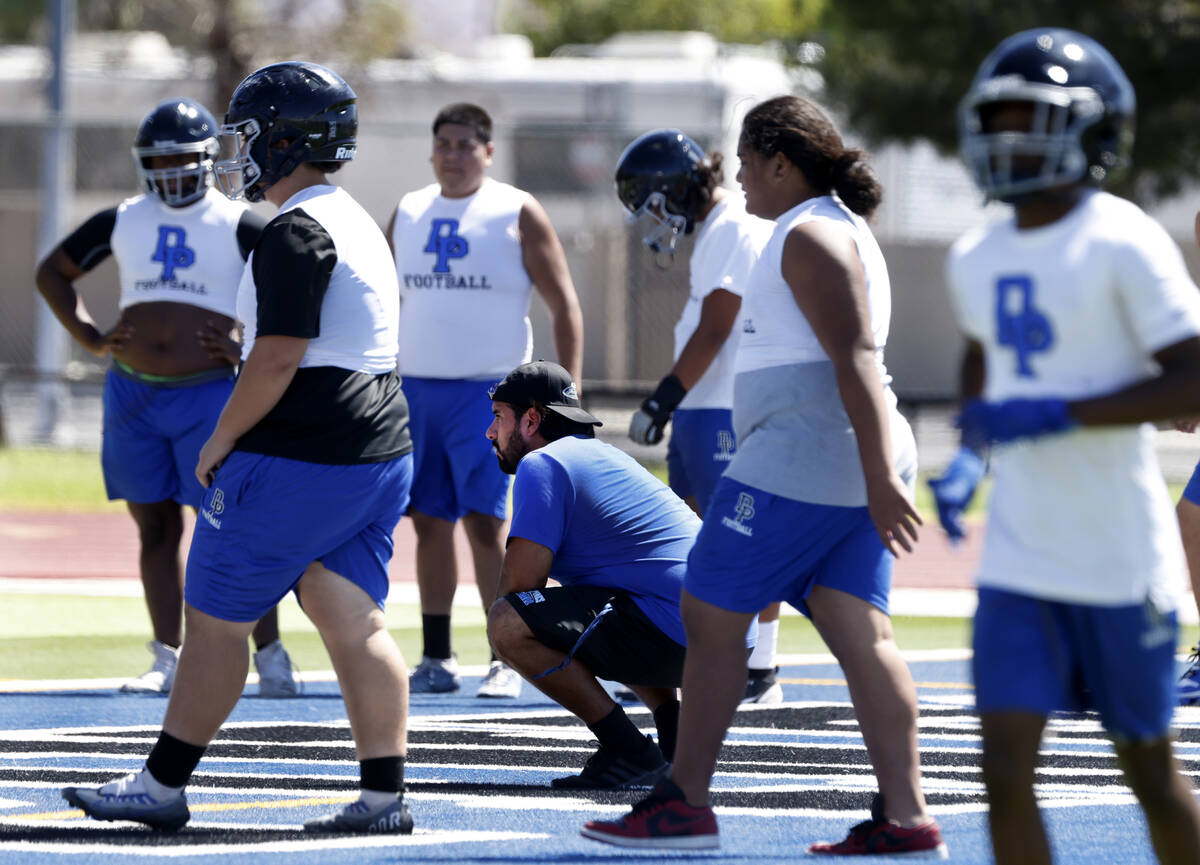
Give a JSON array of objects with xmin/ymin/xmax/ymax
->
[
  {"xmin": 552, "ymin": 735, "xmax": 668, "ymax": 790},
  {"xmin": 303, "ymin": 797, "xmax": 413, "ymax": 834},
  {"xmin": 742, "ymin": 667, "xmax": 783, "ymax": 704}
]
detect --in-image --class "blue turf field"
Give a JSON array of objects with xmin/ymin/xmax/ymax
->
[{"xmin": 1, "ymin": 655, "xmax": 1197, "ymax": 864}]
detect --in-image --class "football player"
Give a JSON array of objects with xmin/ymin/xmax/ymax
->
[
  {"xmin": 34, "ymin": 98, "xmax": 296, "ymax": 698},
  {"xmin": 614, "ymin": 130, "xmax": 782, "ymax": 704},
  {"xmin": 1173, "ymin": 210, "xmax": 1200, "ymax": 708},
  {"xmin": 583, "ymin": 94, "xmax": 941, "ymax": 857},
  {"xmin": 942, "ymin": 28, "xmax": 1200, "ymax": 864},
  {"xmin": 384, "ymin": 103, "xmax": 584, "ymax": 700},
  {"xmin": 61, "ymin": 61, "xmax": 417, "ymax": 835}
]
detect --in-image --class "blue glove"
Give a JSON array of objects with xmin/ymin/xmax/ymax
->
[
  {"xmin": 958, "ymin": 397, "xmax": 1075, "ymax": 445},
  {"xmin": 926, "ymin": 446, "xmax": 986, "ymax": 543}
]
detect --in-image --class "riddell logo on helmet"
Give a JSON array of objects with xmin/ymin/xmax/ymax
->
[{"xmin": 335, "ymin": 146, "xmax": 356, "ymax": 159}]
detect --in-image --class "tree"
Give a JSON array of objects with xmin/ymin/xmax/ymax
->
[
  {"xmin": 508, "ymin": 0, "xmax": 823, "ymax": 57},
  {"xmin": 6, "ymin": 0, "xmax": 409, "ymax": 111},
  {"xmin": 816, "ymin": 2, "xmax": 1200, "ymax": 201}
]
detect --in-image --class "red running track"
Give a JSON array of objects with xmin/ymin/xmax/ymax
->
[{"xmin": 0, "ymin": 509, "xmax": 980, "ymax": 589}]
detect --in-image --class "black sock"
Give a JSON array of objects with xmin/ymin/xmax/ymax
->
[
  {"xmin": 652, "ymin": 698, "xmax": 680, "ymax": 762},
  {"xmin": 587, "ymin": 705, "xmax": 648, "ymax": 755},
  {"xmin": 360, "ymin": 755, "xmax": 406, "ymax": 794},
  {"xmin": 145, "ymin": 731, "xmax": 206, "ymax": 789},
  {"xmin": 421, "ymin": 614, "xmax": 452, "ymax": 660},
  {"xmin": 748, "ymin": 666, "xmax": 777, "ymax": 681}
]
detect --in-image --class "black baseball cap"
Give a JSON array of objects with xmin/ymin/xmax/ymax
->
[{"xmin": 489, "ymin": 361, "xmax": 602, "ymax": 426}]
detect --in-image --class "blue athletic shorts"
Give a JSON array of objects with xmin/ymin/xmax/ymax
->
[
  {"xmin": 667, "ymin": 408, "xmax": 735, "ymax": 517},
  {"xmin": 403, "ymin": 376, "xmax": 509, "ymax": 521},
  {"xmin": 684, "ymin": 476, "xmax": 891, "ymax": 616},
  {"xmin": 973, "ymin": 586, "xmax": 1178, "ymax": 742},
  {"xmin": 101, "ymin": 369, "xmax": 234, "ymax": 508},
  {"xmin": 1184, "ymin": 460, "xmax": 1200, "ymax": 506},
  {"xmin": 185, "ymin": 452, "xmax": 413, "ymax": 622}
]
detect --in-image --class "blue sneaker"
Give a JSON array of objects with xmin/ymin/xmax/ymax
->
[
  {"xmin": 304, "ymin": 796, "xmax": 413, "ymax": 834},
  {"xmin": 62, "ymin": 771, "xmax": 189, "ymax": 831},
  {"xmin": 1179, "ymin": 649, "xmax": 1200, "ymax": 706}
]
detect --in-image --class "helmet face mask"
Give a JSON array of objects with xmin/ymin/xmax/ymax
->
[
  {"xmin": 614, "ymin": 129, "xmax": 708, "ymax": 264},
  {"xmin": 214, "ymin": 61, "xmax": 358, "ymax": 203},
  {"xmin": 625, "ymin": 190, "xmax": 689, "ymax": 256},
  {"xmin": 214, "ymin": 117, "xmax": 264, "ymax": 201},
  {"xmin": 132, "ymin": 98, "xmax": 218, "ymax": 207},
  {"xmin": 958, "ymin": 29, "xmax": 1135, "ymax": 204}
]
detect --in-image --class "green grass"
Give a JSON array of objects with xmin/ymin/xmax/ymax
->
[
  {"xmin": 0, "ymin": 591, "xmax": 1195, "ymax": 681},
  {"xmin": 0, "ymin": 447, "xmax": 122, "ymax": 512},
  {"xmin": 1, "ymin": 447, "xmax": 1195, "ymax": 680},
  {"xmin": 0, "ymin": 593, "xmax": 493, "ymax": 681},
  {"xmin": 0, "ymin": 592, "xmax": 961, "ymax": 680}
]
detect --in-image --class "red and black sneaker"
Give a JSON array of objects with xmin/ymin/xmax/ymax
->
[
  {"xmin": 580, "ymin": 778, "xmax": 718, "ymax": 849},
  {"xmin": 810, "ymin": 794, "xmax": 948, "ymax": 858}
]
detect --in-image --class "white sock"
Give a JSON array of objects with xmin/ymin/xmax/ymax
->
[
  {"xmin": 140, "ymin": 767, "xmax": 184, "ymax": 801},
  {"xmin": 359, "ymin": 788, "xmax": 399, "ymax": 809},
  {"xmin": 748, "ymin": 619, "xmax": 779, "ymax": 671}
]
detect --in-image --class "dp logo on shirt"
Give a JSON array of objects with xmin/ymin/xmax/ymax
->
[
  {"xmin": 152, "ymin": 225, "xmax": 196, "ymax": 280},
  {"xmin": 424, "ymin": 219, "xmax": 470, "ymax": 273}
]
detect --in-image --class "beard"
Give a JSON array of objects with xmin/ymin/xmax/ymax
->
[{"xmin": 493, "ymin": 437, "xmax": 526, "ymax": 475}]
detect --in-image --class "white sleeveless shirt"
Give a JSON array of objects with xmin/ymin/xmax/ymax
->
[
  {"xmin": 391, "ymin": 178, "xmax": 534, "ymax": 379},
  {"xmin": 111, "ymin": 188, "xmax": 249, "ymax": 317},
  {"xmin": 737, "ymin": 195, "xmax": 892, "ymax": 379},
  {"xmin": 725, "ymin": 194, "xmax": 914, "ymax": 505}
]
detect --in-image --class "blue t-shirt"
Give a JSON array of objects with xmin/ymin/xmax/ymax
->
[{"xmin": 509, "ymin": 435, "xmax": 701, "ymax": 645}]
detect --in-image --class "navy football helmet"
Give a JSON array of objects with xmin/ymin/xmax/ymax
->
[
  {"xmin": 132, "ymin": 98, "xmax": 218, "ymax": 207},
  {"xmin": 614, "ymin": 129, "xmax": 707, "ymax": 258},
  {"xmin": 215, "ymin": 61, "xmax": 357, "ymax": 203},
  {"xmin": 958, "ymin": 28, "xmax": 1135, "ymax": 203}
]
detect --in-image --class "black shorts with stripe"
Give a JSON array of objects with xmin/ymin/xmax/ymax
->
[{"xmin": 503, "ymin": 585, "xmax": 685, "ymax": 687}]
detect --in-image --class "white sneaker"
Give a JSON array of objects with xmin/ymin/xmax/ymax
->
[
  {"xmin": 409, "ymin": 654, "xmax": 461, "ymax": 693},
  {"xmin": 476, "ymin": 660, "xmax": 522, "ymax": 698},
  {"xmin": 254, "ymin": 640, "xmax": 299, "ymax": 698},
  {"xmin": 120, "ymin": 641, "xmax": 179, "ymax": 694}
]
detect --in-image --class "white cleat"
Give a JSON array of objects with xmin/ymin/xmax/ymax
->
[
  {"xmin": 254, "ymin": 640, "xmax": 300, "ymax": 698},
  {"xmin": 120, "ymin": 641, "xmax": 179, "ymax": 695},
  {"xmin": 476, "ymin": 660, "xmax": 523, "ymax": 698}
]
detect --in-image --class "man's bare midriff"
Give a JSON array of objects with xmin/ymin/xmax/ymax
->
[{"xmin": 113, "ymin": 301, "xmax": 237, "ymax": 377}]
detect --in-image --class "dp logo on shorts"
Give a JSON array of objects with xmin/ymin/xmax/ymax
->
[
  {"xmin": 424, "ymin": 219, "xmax": 470, "ymax": 273},
  {"xmin": 721, "ymin": 492, "xmax": 756, "ymax": 537},
  {"xmin": 714, "ymin": 430, "xmax": 735, "ymax": 462}
]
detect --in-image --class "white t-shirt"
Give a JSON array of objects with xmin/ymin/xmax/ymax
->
[
  {"xmin": 677, "ymin": 193, "xmax": 773, "ymax": 409},
  {"xmin": 736, "ymin": 194, "xmax": 893, "ymax": 381},
  {"xmin": 946, "ymin": 189, "xmax": 1200, "ymax": 606},
  {"xmin": 391, "ymin": 178, "xmax": 534, "ymax": 379},
  {"xmin": 112, "ymin": 188, "xmax": 248, "ymax": 317}
]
